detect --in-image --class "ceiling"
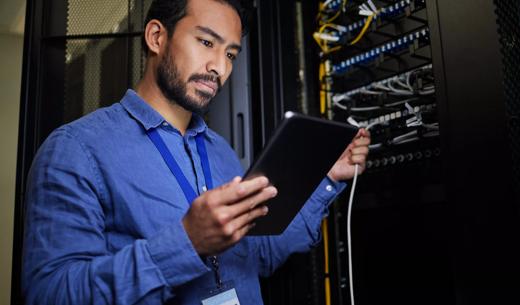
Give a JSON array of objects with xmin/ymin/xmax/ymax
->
[{"xmin": 0, "ymin": 0, "xmax": 26, "ymax": 35}]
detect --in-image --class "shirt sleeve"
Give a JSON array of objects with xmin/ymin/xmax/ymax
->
[
  {"xmin": 22, "ymin": 128, "xmax": 210, "ymax": 305},
  {"xmin": 253, "ymin": 177, "xmax": 347, "ymax": 277}
]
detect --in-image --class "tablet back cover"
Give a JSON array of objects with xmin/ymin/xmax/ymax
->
[{"xmin": 246, "ymin": 112, "xmax": 358, "ymax": 235}]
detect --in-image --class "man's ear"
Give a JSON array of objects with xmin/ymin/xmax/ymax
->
[{"xmin": 144, "ymin": 19, "xmax": 168, "ymax": 56}]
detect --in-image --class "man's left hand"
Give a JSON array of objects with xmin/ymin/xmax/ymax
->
[{"xmin": 327, "ymin": 128, "xmax": 371, "ymax": 182}]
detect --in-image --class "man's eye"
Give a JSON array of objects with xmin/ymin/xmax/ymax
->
[
  {"xmin": 199, "ymin": 39, "xmax": 213, "ymax": 48},
  {"xmin": 227, "ymin": 53, "xmax": 237, "ymax": 61}
]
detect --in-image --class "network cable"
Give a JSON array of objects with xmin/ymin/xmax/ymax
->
[
  {"xmin": 344, "ymin": 120, "xmax": 374, "ymax": 305},
  {"xmin": 332, "ymin": 64, "xmax": 434, "ymax": 103},
  {"xmin": 347, "ymin": 163, "xmax": 359, "ymax": 305},
  {"xmin": 318, "ymin": 0, "xmax": 347, "ymax": 25},
  {"xmin": 314, "ymin": 1, "xmax": 381, "ymax": 54}
]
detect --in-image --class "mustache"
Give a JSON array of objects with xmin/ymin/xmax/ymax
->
[{"xmin": 188, "ymin": 74, "xmax": 222, "ymax": 91}]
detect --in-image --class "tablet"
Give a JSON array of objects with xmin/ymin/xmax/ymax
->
[{"xmin": 245, "ymin": 111, "xmax": 359, "ymax": 235}]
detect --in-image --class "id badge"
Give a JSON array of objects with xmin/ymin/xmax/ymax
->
[{"xmin": 201, "ymin": 281, "xmax": 240, "ymax": 305}]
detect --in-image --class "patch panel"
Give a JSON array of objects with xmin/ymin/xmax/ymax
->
[
  {"xmin": 331, "ymin": 27, "xmax": 430, "ymax": 74},
  {"xmin": 344, "ymin": 0, "xmax": 426, "ymax": 35},
  {"xmin": 332, "ymin": 64, "xmax": 433, "ymax": 102},
  {"xmin": 325, "ymin": 0, "xmax": 343, "ymax": 11},
  {"xmin": 355, "ymin": 102, "xmax": 436, "ymax": 126}
]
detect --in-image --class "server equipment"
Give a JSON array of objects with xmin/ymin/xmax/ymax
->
[{"xmin": 253, "ymin": 1, "xmax": 519, "ymax": 305}]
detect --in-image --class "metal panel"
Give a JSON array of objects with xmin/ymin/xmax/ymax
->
[
  {"xmin": 427, "ymin": 0, "xmax": 520, "ymax": 304},
  {"xmin": 208, "ymin": 37, "xmax": 254, "ymax": 169},
  {"xmin": 495, "ymin": 0, "xmax": 520, "ymax": 206},
  {"xmin": 11, "ymin": 0, "xmax": 67, "ymax": 303}
]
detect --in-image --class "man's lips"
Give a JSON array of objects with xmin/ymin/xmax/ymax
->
[{"xmin": 194, "ymin": 80, "xmax": 217, "ymax": 95}]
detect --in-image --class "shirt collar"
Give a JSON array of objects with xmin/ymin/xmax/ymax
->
[
  {"xmin": 120, "ymin": 89, "xmax": 208, "ymax": 135},
  {"xmin": 185, "ymin": 112, "xmax": 208, "ymax": 136}
]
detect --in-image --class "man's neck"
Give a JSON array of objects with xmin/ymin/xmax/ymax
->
[{"xmin": 135, "ymin": 78, "xmax": 192, "ymax": 135}]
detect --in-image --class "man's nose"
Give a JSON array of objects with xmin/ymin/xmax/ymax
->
[{"xmin": 206, "ymin": 52, "xmax": 227, "ymax": 77}]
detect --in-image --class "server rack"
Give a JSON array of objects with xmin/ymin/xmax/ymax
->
[
  {"xmin": 314, "ymin": 1, "xmax": 450, "ymax": 304},
  {"xmin": 254, "ymin": 0, "xmax": 520, "ymax": 305}
]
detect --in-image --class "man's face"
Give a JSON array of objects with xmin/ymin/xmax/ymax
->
[{"xmin": 156, "ymin": 0, "xmax": 242, "ymax": 114}]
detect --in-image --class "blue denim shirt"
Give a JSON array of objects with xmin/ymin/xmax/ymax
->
[{"xmin": 22, "ymin": 89, "xmax": 346, "ymax": 305}]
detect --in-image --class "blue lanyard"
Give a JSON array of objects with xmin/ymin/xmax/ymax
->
[
  {"xmin": 147, "ymin": 127, "xmax": 223, "ymax": 289},
  {"xmin": 147, "ymin": 128, "xmax": 213, "ymax": 204}
]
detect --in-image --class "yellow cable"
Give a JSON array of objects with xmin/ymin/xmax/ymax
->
[
  {"xmin": 319, "ymin": 54, "xmax": 329, "ymax": 304},
  {"xmin": 316, "ymin": 2, "xmax": 378, "ymax": 52},
  {"xmin": 327, "ymin": 45, "xmax": 342, "ymax": 53},
  {"xmin": 322, "ymin": 219, "xmax": 331, "ymax": 305},
  {"xmin": 315, "ymin": 2, "xmax": 324, "ymax": 22},
  {"xmin": 319, "ymin": 63, "xmax": 326, "ymax": 115},
  {"xmin": 320, "ymin": 0, "xmax": 347, "ymax": 25},
  {"xmin": 323, "ymin": 220, "xmax": 329, "ymax": 273},
  {"xmin": 325, "ymin": 279, "xmax": 331, "ymax": 305},
  {"xmin": 315, "ymin": 23, "xmax": 344, "ymax": 54},
  {"xmin": 318, "ymin": 5, "xmax": 333, "ymax": 301},
  {"xmin": 350, "ymin": 13, "xmax": 374, "ymax": 45},
  {"xmin": 313, "ymin": 33, "xmax": 326, "ymax": 52},
  {"xmin": 313, "ymin": 32, "xmax": 332, "ymax": 54},
  {"xmin": 315, "ymin": 0, "xmax": 347, "ymax": 54},
  {"xmin": 322, "ymin": 7, "xmax": 341, "ymax": 25},
  {"xmin": 318, "ymin": 23, "xmax": 336, "ymax": 35}
]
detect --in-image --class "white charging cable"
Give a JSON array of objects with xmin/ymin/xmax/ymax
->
[
  {"xmin": 347, "ymin": 163, "xmax": 359, "ymax": 305},
  {"xmin": 345, "ymin": 121, "xmax": 372, "ymax": 305}
]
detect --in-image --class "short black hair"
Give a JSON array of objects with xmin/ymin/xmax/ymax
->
[{"xmin": 142, "ymin": 0, "xmax": 249, "ymax": 55}]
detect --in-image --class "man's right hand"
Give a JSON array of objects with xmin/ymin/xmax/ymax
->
[{"xmin": 182, "ymin": 176, "xmax": 277, "ymax": 256}]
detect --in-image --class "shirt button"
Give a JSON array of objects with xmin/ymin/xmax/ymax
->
[
  {"xmin": 202, "ymin": 186, "xmax": 208, "ymax": 192},
  {"xmin": 162, "ymin": 122, "xmax": 168, "ymax": 126},
  {"xmin": 325, "ymin": 185, "xmax": 333, "ymax": 192}
]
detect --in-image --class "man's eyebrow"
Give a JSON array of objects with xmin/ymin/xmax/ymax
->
[
  {"xmin": 195, "ymin": 26, "xmax": 242, "ymax": 53},
  {"xmin": 228, "ymin": 43, "xmax": 242, "ymax": 53},
  {"xmin": 196, "ymin": 26, "xmax": 224, "ymax": 43}
]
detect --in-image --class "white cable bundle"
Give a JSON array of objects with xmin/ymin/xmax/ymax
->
[{"xmin": 359, "ymin": 0, "xmax": 378, "ymax": 16}]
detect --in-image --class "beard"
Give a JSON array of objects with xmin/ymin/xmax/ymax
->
[{"xmin": 156, "ymin": 50, "xmax": 222, "ymax": 115}]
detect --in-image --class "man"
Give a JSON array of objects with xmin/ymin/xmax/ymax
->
[{"xmin": 22, "ymin": 0, "xmax": 370, "ymax": 304}]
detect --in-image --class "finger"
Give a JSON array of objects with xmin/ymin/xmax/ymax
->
[
  {"xmin": 358, "ymin": 128, "xmax": 370, "ymax": 138},
  {"xmin": 350, "ymin": 154, "xmax": 367, "ymax": 164},
  {"xmin": 195, "ymin": 176, "xmax": 247, "ymax": 207},
  {"xmin": 228, "ymin": 204, "xmax": 269, "ymax": 238},
  {"xmin": 353, "ymin": 136, "xmax": 371, "ymax": 147},
  {"xmin": 350, "ymin": 146, "xmax": 369, "ymax": 156},
  {"xmin": 207, "ymin": 176, "xmax": 270, "ymax": 207},
  {"xmin": 354, "ymin": 128, "xmax": 364, "ymax": 139},
  {"xmin": 231, "ymin": 176, "xmax": 272, "ymax": 202},
  {"xmin": 230, "ymin": 176, "xmax": 242, "ymax": 184},
  {"xmin": 226, "ymin": 186, "xmax": 277, "ymax": 219},
  {"xmin": 338, "ymin": 143, "xmax": 354, "ymax": 159},
  {"xmin": 216, "ymin": 176, "xmax": 242, "ymax": 191},
  {"xmin": 228, "ymin": 222, "xmax": 257, "ymax": 245}
]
